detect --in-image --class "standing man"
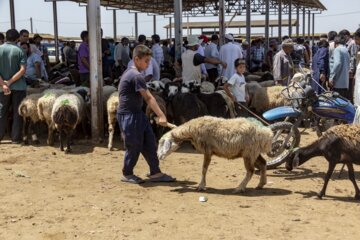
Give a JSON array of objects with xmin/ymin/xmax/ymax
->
[
  {"xmin": 151, "ymin": 34, "xmax": 164, "ymax": 67},
  {"xmin": 329, "ymin": 35, "xmax": 350, "ymax": 99},
  {"xmin": 0, "ymin": 29, "xmax": 27, "ymax": 143},
  {"xmin": 64, "ymin": 41, "xmax": 77, "ymax": 66},
  {"xmin": 273, "ymin": 39, "xmax": 295, "ymax": 86},
  {"xmin": 204, "ymin": 34, "xmax": 220, "ymax": 83},
  {"xmin": 219, "ymin": 34, "xmax": 243, "ymax": 81},
  {"xmin": 328, "ymin": 31, "xmax": 337, "ymax": 60},
  {"xmin": 114, "ymin": 37, "xmax": 131, "ymax": 75},
  {"xmin": 77, "ymin": 31, "xmax": 90, "ymax": 86},
  {"xmin": 0, "ymin": 33, "xmax": 4, "ymax": 45},
  {"xmin": 33, "ymin": 34, "xmax": 49, "ymax": 69},
  {"xmin": 353, "ymin": 28, "xmax": 360, "ymax": 106},
  {"xmin": 250, "ymin": 39, "xmax": 265, "ymax": 71}
]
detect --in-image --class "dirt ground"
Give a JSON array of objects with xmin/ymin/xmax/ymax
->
[{"xmin": 1, "ymin": 129, "xmax": 360, "ymax": 240}]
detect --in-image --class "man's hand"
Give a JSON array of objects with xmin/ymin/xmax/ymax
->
[
  {"xmin": 221, "ymin": 61, "xmax": 227, "ymax": 69},
  {"xmin": 157, "ymin": 115, "xmax": 168, "ymax": 127},
  {"xmin": 320, "ymin": 74, "xmax": 326, "ymax": 82},
  {"xmin": 329, "ymin": 79, "xmax": 334, "ymax": 88},
  {"xmin": 2, "ymin": 83, "xmax": 11, "ymax": 95}
]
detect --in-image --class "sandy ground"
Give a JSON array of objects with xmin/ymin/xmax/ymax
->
[{"xmin": 1, "ymin": 129, "xmax": 360, "ymax": 240}]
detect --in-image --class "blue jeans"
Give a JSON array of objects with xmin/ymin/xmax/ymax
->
[
  {"xmin": 117, "ymin": 112, "xmax": 161, "ymax": 176},
  {"xmin": 0, "ymin": 90, "xmax": 26, "ymax": 142}
]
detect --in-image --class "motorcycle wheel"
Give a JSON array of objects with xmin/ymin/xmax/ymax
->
[{"xmin": 262, "ymin": 122, "xmax": 301, "ymax": 169}]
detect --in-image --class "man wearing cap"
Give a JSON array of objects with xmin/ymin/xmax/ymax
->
[
  {"xmin": 219, "ymin": 34, "xmax": 243, "ymax": 81},
  {"xmin": 182, "ymin": 35, "xmax": 227, "ymax": 85},
  {"xmin": 197, "ymin": 34, "xmax": 209, "ymax": 77},
  {"xmin": 273, "ymin": 38, "xmax": 295, "ymax": 86},
  {"xmin": 33, "ymin": 34, "xmax": 49, "ymax": 68}
]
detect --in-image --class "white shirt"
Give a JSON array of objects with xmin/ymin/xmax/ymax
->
[
  {"xmin": 152, "ymin": 43, "xmax": 164, "ymax": 66},
  {"xmin": 182, "ymin": 49, "xmax": 201, "ymax": 85},
  {"xmin": 227, "ymin": 73, "xmax": 246, "ymax": 102},
  {"xmin": 127, "ymin": 57, "xmax": 160, "ymax": 81},
  {"xmin": 354, "ymin": 62, "xmax": 360, "ymax": 106},
  {"xmin": 205, "ymin": 42, "xmax": 219, "ymax": 70},
  {"xmin": 219, "ymin": 42, "xmax": 243, "ymax": 80}
]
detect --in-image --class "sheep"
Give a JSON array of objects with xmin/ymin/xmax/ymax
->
[
  {"xmin": 107, "ymin": 91, "xmax": 119, "ymax": 151},
  {"xmin": 200, "ymin": 81, "xmax": 215, "ymax": 93},
  {"xmin": 51, "ymin": 91, "xmax": 86, "ymax": 153},
  {"xmin": 249, "ymin": 85, "xmax": 290, "ymax": 113},
  {"xmin": 160, "ymin": 78, "xmax": 172, "ymax": 85},
  {"xmin": 285, "ymin": 124, "xmax": 360, "ymax": 200},
  {"xmin": 157, "ymin": 116, "xmax": 273, "ymax": 193},
  {"xmin": 146, "ymin": 80, "xmax": 165, "ymax": 93},
  {"xmin": 37, "ymin": 89, "xmax": 66, "ymax": 145},
  {"xmin": 145, "ymin": 92, "xmax": 168, "ymax": 140},
  {"xmin": 258, "ymin": 80, "xmax": 275, "ymax": 87},
  {"xmin": 18, "ymin": 93, "xmax": 43, "ymax": 145}
]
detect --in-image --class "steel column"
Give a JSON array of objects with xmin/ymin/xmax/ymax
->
[
  {"xmin": 113, "ymin": 10, "xmax": 117, "ymax": 41},
  {"xmin": 9, "ymin": 0, "xmax": 15, "ymax": 29},
  {"xmin": 87, "ymin": 0, "xmax": 104, "ymax": 142},
  {"xmin": 219, "ymin": 0, "xmax": 225, "ymax": 46},
  {"xmin": 302, "ymin": 7, "xmax": 306, "ymax": 38},
  {"xmin": 153, "ymin": 15, "xmax": 157, "ymax": 34},
  {"xmin": 135, "ymin": 13, "xmax": 138, "ymax": 40},
  {"xmin": 278, "ymin": 0, "xmax": 282, "ymax": 42},
  {"xmin": 30, "ymin": 17, "xmax": 33, "ymax": 34},
  {"xmin": 169, "ymin": 17, "xmax": 172, "ymax": 41},
  {"xmin": 288, "ymin": 0, "xmax": 292, "ymax": 37},
  {"xmin": 53, "ymin": 1, "xmax": 59, "ymax": 63},
  {"xmin": 174, "ymin": 0, "xmax": 183, "ymax": 60},
  {"xmin": 265, "ymin": 0, "xmax": 270, "ymax": 53},
  {"xmin": 308, "ymin": 10, "xmax": 311, "ymax": 39},
  {"xmin": 246, "ymin": 0, "xmax": 251, "ymax": 65},
  {"xmin": 312, "ymin": 13, "xmax": 315, "ymax": 46},
  {"xmin": 296, "ymin": 6, "xmax": 300, "ymax": 37}
]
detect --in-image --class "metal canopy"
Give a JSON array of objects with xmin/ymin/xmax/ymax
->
[
  {"xmin": 164, "ymin": 19, "xmax": 298, "ymax": 29},
  {"xmin": 67, "ymin": 0, "xmax": 326, "ymax": 15}
]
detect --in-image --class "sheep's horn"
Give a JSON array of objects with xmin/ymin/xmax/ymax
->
[{"xmin": 154, "ymin": 117, "xmax": 177, "ymax": 129}]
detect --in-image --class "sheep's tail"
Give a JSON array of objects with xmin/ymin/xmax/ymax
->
[
  {"xmin": 18, "ymin": 103, "xmax": 28, "ymax": 117},
  {"xmin": 53, "ymin": 105, "xmax": 78, "ymax": 128},
  {"xmin": 353, "ymin": 107, "xmax": 360, "ymax": 125},
  {"xmin": 37, "ymin": 102, "xmax": 45, "ymax": 121}
]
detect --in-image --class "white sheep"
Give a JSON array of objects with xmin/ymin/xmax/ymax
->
[
  {"xmin": 51, "ymin": 92, "xmax": 86, "ymax": 153},
  {"xmin": 37, "ymin": 88, "xmax": 66, "ymax": 145},
  {"xmin": 250, "ymin": 85, "xmax": 290, "ymax": 113},
  {"xmin": 18, "ymin": 93, "xmax": 43, "ymax": 145},
  {"xmin": 157, "ymin": 116, "xmax": 273, "ymax": 193},
  {"xmin": 200, "ymin": 81, "xmax": 215, "ymax": 93},
  {"xmin": 107, "ymin": 91, "xmax": 119, "ymax": 151}
]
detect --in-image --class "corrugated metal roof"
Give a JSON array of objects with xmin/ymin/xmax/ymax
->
[{"xmin": 68, "ymin": 0, "xmax": 326, "ymax": 15}]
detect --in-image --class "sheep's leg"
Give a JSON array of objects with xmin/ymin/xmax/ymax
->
[
  {"xmin": 22, "ymin": 118, "xmax": 30, "ymax": 145},
  {"xmin": 65, "ymin": 131, "xmax": 72, "ymax": 154},
  {"xmin": 47, "ymin": 122, "xmax": 55, "ymax": 146},
  {"xmin": 197, "ymin": 153, "xmax": 212, "ymax": 191},
  {"xmin": 317, "ymin": 161, "xmax": 336, "ymax": 199},
  {"xmin": 31, "ymin": 121, "xmax": 40, "ymax": 145},
  {"xmin": 234, "ymin": 157, "xmax": 255, "ymax": 193},
  {"xmin": 108, "ymin": 115, "xmax": 116, "ymax": 151},
  {"xmin": 346, "ymin": 162, "xmax": 360, "ymax": 200},
  {"xmin": 59, "ymin": 129, "xmax": 64, "ymax": 151},
  {"xmin": 255, "ymin": 155, "xmax": 267, "ymax": 190}
]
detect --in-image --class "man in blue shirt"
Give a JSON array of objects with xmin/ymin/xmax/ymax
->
[{"xmin": 0, "ymin": 29, "xmax": 27, "ymax": 143}]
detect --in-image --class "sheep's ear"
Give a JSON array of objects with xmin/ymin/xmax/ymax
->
[{"xmin": 164, "ymin": 139, "xmax": 172, "ymax": 152}]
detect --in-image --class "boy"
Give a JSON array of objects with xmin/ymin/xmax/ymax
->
[{"xmin": 117, "ymin": 45, "xmax": 175, "ymax": 184}]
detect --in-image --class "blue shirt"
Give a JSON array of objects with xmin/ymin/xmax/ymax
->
[
  {"xmin": 330, "ymin": 45, "xmax": 350, "ymax": 89},
  {"xmin": 118, "ymin": 67, "xmax": 147, "ymax": 114},
  {"xmin": 25, "ymin": 53, "xmax": 42, "ymax": 80}
]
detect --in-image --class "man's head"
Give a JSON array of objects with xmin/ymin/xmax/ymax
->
[
  {"xmin": 138, "ymin": 34, "xmax": 146, "ymax": 43},
  {"xmin": 20, "ymin": 42, "xmax": 31, "ymax": 56},
  {"xmin": 0, "ymin": 32, "xmax": 4, "ymax": 45},
  {"xmin": 354, "ymin": 28, "xmax": 360, "ymax": 46},
  {"xmin": 211, "ymin": 34, "xmax": 219, "ymax": 45},
  {"xmin": 224, "ymin": 34, "xmax": 234, "ymax": 43},
  {"xmin": 33, "ymin": 34, "xmax": 42, "ymax": 44},
  {"xmin": 133, "ymin": 45, "xmax": 152, "ymax": 71},
  {"xmin": 269, "ymin": 39, "xmax": 278, "ymax": 49},
  {"xmin": 296, "ymin": 37, "xmax": 304, "ymax": 44},
  {"xmin": 162, "ymin": 40, "xmax": 169, "ymax": 47},
  {"xmin": 282, "ymin": 35, "xmax": 290, "ymax": 41},
  {"xmin": 6, "ymin": 29, "xmax": 20, "ymax": 43},
  {"xmin": 19, "ymin": 29, "xmax": 29, "ymax": 43},
  {"xmin": 121, "ymin": 37, "xmax": 129, "ymax": 46},
  {"xmin": 151, "ymin": 34, "xmax": 160, "ymax": 44},
  {"xmin": 334, "ymin": 35, "xmax": 347, "ymax": 46},
  {"xmin": 339, "ymin": 29, "xmax": 351, "ymax": 41},
  {"xmin": 80, "ymin": 31, "xmax": 89, "ymax": 43},
  {"xmin": 328, "ymin": 31, "xmax": 337, "ymax": 42},
  {"xmin": 198, "ymin": 34, "xmax": 209, "ymax": 46},
  {"xmin": 186, "ymin": 35, "xmax": 202, "ymax": 51},
  {"xmin": 282, "ymin": 38, "xmax": 295, "ymax": 54},
  {"xmin": 234, "ymin": 58, "xmax": 246, "ymax": 74},
  {"xmin": 69, "ymin": 41, "xmax": 76, "ymax": 48}
]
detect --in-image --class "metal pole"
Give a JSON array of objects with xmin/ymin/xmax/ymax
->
[
  {"xmin": 186, "ymin": 15, "xmax": 190, "ymax": 36},
  {"xmin": 296, "ymin": 6, "xmax": 300, "ymax": 37},
  {"xmin": 30, "ymin": 17, "xmax": 33, "ymax": 34},
  {"xmin": 278, "ymin": 0, "xmax": 282, "ymax": 42},
  {"xmin": 219, "ymin": 0, "xmax": 225, "ymax": 46},
  {"xmin": 86, "ymin": 6, "xmax": 89, "ymax": 31},
  {"xmin": 174, "ymin": 0, "xmax": 183, "ymax": 60},
  {"xmin": 246, "ymin": 0, "xmax": 251, "ymax": 65},
  {"xmin": 135, "ymin": 13, "xmax": 138, "ymax": 40},
  {"xmin": 113, "ymin": 10, "xmax": 117, "ymax": 41},
  {"xmin": 308, "ymin": 10, "xmax": 311, "ymax": 39},
  {"xmin": 153, "ymin": 15, "xmax": 157, "ymax": 34},
  {"xmin": 169, "ymin": 17, "xmax": 172, "ymax": 42},
  {"xmin": 9, "ymin": 0, "xmax": 15, "ymax": 29},
  {"xmin": 312, "ymin": 13, "xmax": 315, "ymax": 46},
  {"xmin": 87, "ymin": 0, "xmax": 104, "ymax": 142},
  {"xmin": 265, "ymin": 0, "xmax": 270, "ymax": 54},
  {"xmin": 302, "ymin": 7, "xmax": 306, "ymax": 38},
  {"xmin": 53, "ymin": 1, "xmax": 59, "ymax": 63},
  {"xmin": 288, "ymin": 0, "xmax": 292, "ymax": 37}
]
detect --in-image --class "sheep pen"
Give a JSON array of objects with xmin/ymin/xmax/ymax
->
[
  {"xmin": 157, "ymin": 116, "xmax": 273, "ymax": 193},
  {"xmin": 286, "ymin": 124, "xmax": 360, "ymax": 200}
]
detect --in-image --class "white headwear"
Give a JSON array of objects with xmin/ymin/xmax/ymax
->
[{"xmin": 187, "ymin": 35, "xmax": 203, "ymax": 47}]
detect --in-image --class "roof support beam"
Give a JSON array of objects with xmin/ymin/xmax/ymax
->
[
  {"xmin": 296, "ymin": 6, "xmax": 300, "ymax": 37},
  {"xmin": 265, "ymin": 0, "xmax": 270, "ymax": 55},
  {"xmin": 9, "ymin": 0, "xmax": 16, "ymax": 29},
  {"xmin": 308, "ymin": 9, "xmax": 311, "ymax": 39},
  {"xmin": 219, "ymin": 0, "xmax": 225, "ymax": 46},
  {"xmin": 153, "ymin": 15, "xmax": 157, "ymax": 34},
  {"xmin": 278, "ymin": 0, "xmax": 282, "ymax": 42},
  {"xmin": 88, "ymin": 0, "xmax": 104, "ymax": 142},
  {"xmin": 312, "ymin": 12, "xmax": 315, "ymax": 45},
  {"xmin": 246, "ymin": 0, "xmax": 251, "ymax": 67},
  {"xmin": 288, "ymin": 0, "xmax": 292, "ymax": 37},
  {"xmin": 53, "ymin": 1, "xmax": 59, "ymax": 63},
  {"xmin": 135, "ymin": 13, "xmax": 138, "ymax": 40},
  {"xmin": 302, "ymin": 7, "xmax": 306, "ymax": 37},
  {"xmin": 174, "ymin": 0, "xmax": 183, "ymax": 60},
  {"xmin": 113, "ymin": 10, "xmax": 117, "ymax": 41}
]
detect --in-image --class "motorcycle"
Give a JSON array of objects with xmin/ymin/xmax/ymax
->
[{"xmin": 262, "ymin": 73, "xmax": 356, "ymax": 169}]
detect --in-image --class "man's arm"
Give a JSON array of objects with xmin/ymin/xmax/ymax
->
[
  {"xmin": 81, "ymin": 57, "xmax": 90, "ymax": 70},
  {"xmin": 329, "ymin": 49, "xmax": 341, "ymax": 85},
  {"xmin": 6, "ymin": 65, "xmax": 26, "ymax": 86},
  {"xmin": 34, "ymin": 62, "xmax": 41, "ymax": 79},
  {"xmin": 224, "ymin": 83, "xmax": 236, "ymax": 102}
]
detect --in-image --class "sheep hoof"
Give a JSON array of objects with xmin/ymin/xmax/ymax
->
[
  {"xmin": 233, "ymin": 188, "xmax": 245, "ymax": 194},
  {"xmin": 33, "ymin": 140, "xmax": 40, "ymax": 145},
  {"xmin": 355, "ymin": 193, "xmax": 360, "ymax": 200},
  {"xmin": 65, "ymin": 148, "xmax": 72, "ymax": 154},
  {"xmin": 197, "ymin": 185, "xmax": 206, "ymax": 191},
  {"xmin": 255, "ymin": 185, "xmax": 264, "ymax": 190},
  {"xmin": 60, "ymin": 147, "xmax": 64, "ymax": 152},
  {"xmin": 317, "ymin": 192, "xmax": 324, "ymax": 200},
  {"xmin": 23, "ymin": 140, "xmax": 29, "ymax": 146}
]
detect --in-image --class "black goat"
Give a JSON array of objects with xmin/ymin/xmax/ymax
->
[{"xmin": 286, "ymin": 124, "xmax": 360, "ymax": 200}]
